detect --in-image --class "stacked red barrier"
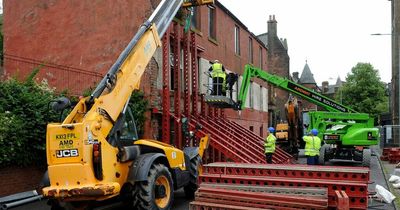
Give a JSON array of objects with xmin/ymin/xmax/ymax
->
[
  {"xmin": 190, "ymin": 185, "xmax": 328, "ymax": 210},
  {"xmin": 194, "ymin": 163, "xmax": 370, "ymax": 209},
  {"xmin": 380, "ymin": 147, "xmax": 400, "ymax": 163}
]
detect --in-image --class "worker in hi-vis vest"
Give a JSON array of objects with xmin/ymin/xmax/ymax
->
[
  {"xmin": 208, "ymin": 60, "xmax": 226, "ymax": 96},
  {"xmin": 264, "ymin": 127, "xmax": 276, "ymax": 164},
  {"xmin": 303, "ymin": 129, "xmax": 322, "ymax": 165}
]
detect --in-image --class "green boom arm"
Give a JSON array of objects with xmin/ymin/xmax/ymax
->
[{"xmin": 237, "ymin": 65, "xmax": 356, "ymax": 113}]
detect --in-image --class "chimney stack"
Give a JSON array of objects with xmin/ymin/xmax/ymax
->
[
  {"xmin": 292, "ymin": 72, "xmax": 299, "ymax": 82},
  {"xmin": 268, "ymin": 14, "xmax": 277, "ymax": 37},
  {"xmin": 322, "ymin": 81, "xmax": 329, "ymax": 93}
]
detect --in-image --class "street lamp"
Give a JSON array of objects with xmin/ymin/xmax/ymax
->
[
  {"xmin": 371, "ymin": 33, "xmax": 391, "ymax": 36},
  {"xmin": 371, "ymin": 32, "xmax": 398, "ymax": 147},
  {"xmin": 371, "ymin": 33, "xmax": 395, "ymax": 125}
]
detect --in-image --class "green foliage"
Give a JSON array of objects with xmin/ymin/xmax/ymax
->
[
  {"xmin": 337, "ymin": 63, "xmax": 389, "ymax": 123},
  {"xmin": 0, "ymin": 69, "xmax": 58, "ymax": 167},
  {"xmin": 0, "ymin": 14, "xmax": 3, "ymax": 65},
  {"xmin": 0, "ymin": 66, "xmax": 150, "ymax": 166},
  {"xmin": 129, "ymin": 90, "xmax": 149, "ymax": 138}
]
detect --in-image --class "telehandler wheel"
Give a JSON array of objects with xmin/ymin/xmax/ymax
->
[
  {"xmin": 319, "ymin": 144, "xmax": 329, "ymax": 165},
  {"xmin": 184, "ymin": 155, "xmax": 202, "ymax": 199},
  {"xmin": 135, "ymin": 163, "xmax": 174, "ymax": 210},
  {"xmin": 362, "ymin": 148, "xmax": 371, "ymax": 167}
]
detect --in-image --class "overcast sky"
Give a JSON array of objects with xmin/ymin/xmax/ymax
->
[{"xmin": 218, "ymin": 0, "xmax": 391, "ymax": 86}]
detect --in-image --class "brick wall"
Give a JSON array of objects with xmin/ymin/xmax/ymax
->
[
  {"xmin": 194, "ymin": 2, "xmax": 268, "ymax": 74},
  {"xmin": 4, "ymin": 0, "xmax": 160, "ymax": 76},
  {"xmin": 0, "ymin": 166, "xmax": 45, "ymax": 197},
  {"xmin": 4, "ymin": 0, "xmax": 278, "ymax": 139}
]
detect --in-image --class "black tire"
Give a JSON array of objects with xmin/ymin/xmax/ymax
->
[
  {"xmin": 134, "ymin": 164, "xmax": 174, "ymax": 210},
  {"xmin": 319, "ymin": 144, "xmax": 329, "ymax": 165},
  {"xmin": 362, "ymin": 148, "xmax": 371, "ymax": 167},
  {"xmin": 184, "ymin": 155, "xmax": 202, "ymax": 199}
]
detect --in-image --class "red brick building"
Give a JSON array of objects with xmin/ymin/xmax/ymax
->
[
  {"xmin": 4, "ymin": 0, "xmax": 287, "ymax": 137},
  {"xmin": 2, "ymin": 0, "xmax": 292, "ymax": 196}
]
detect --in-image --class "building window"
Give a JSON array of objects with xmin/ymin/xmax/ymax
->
[
  {"xmin": 259, "ymin": 85, "xmax": 263, "ymax": 110},
  {"xmin": 208, "ymin": 6, "xmax": 216, "ymax": 40},
  {"xmin": 249, "ymin": 81, "xmax": 253, "ymax": 108},
  {"xmin": 248, "ymin": 38, "xmax": 253, "ymax": 63},
  {"xmin": 250, "ymin": 126, "xmax": 254, "ymax": 132},
  {"xmin": 259, "ymin": 47, "xmax": 263, "ymax": 69},
  {"xmin": 234, "ymin": 25, "xmax": 240, "ymax": 55},
  {"xmin": 191, "ymin": 7, "xmax": 200, "ymax": 30}
]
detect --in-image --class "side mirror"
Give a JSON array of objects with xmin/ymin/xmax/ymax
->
[{"xmin": 51, "ymin": 97, "xmax": 71, "ymax": 112}]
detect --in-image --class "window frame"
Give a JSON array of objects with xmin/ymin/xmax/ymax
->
[
  {"xmin": 234, "ymin": 25, "xmax": 241, "ymax": 55},
  {"xmin": 248, "ymin": 38, "xmax": 253, "ymax": 64},
  {"xmin": 208, "ymin": 6, "xmax": 216, "ymax": 40},
  {"xmin": 259, "ymin": 46, "xmax": 263, "ymax": 69}
]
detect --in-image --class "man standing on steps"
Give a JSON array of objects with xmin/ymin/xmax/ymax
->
[
  {"xmin": 303, "ymin": 129, "xmax": 322, "ymax": 165},
  {"xmin": 265, "ymin": 127, "xmax": 276, "ymax": 164}
]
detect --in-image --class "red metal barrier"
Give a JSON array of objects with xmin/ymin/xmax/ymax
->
[
  {"xmin": 204, "ymin": 163, "xmax": 370, "ymax": 182},
  {"xmin": 335, "ymin": 190, "xmax": 350, "ymax": 210},
  {"xmin": 201, "ymin": 163, "xmax": 370, "ymax": 209},
  {"xmin": 189, "ymin": 201, "xmax": 265, "ymax": 210},
  {"xmin": 200, "ymin": 174, "xmax": 367, "ymax": 209},
  {"xmin": 191, "ymin": 185, "xmax": 328, "ymax": 210}
]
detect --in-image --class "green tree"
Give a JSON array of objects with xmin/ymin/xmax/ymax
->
[
  {"xmin": 0, "ymin": 68, "xmax": 58, "ymax": 167},
  {"xmin": 337, "ymin": 63, "xmax": 388, "ymax": 123},
  {"xmin": 0, "ymin": 14, "xmax": 3, "ymax": 65},
  {"xmin": 129, "ymin": 90, "xmax": 149, "ymax": 138}
]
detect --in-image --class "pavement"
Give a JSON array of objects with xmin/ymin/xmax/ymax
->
[
  {"xmin": 10, "ymin": 188, "xmax": 190, "ymax": 210},
  {"xmin": 9, "ymin": 147, "xmax": 399, "ymax": 210},
  {"xmin": 370, "ymin": 146, "xmax": 398, "ymax": 210}
]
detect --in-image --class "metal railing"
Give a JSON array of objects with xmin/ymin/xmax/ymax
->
[
  {"xmin": 204, "ymin": 72, "xmax": 237, "ymax": 99},
  {"xmin": 4, "ymin": 54, "xmax": 103, "ymax": 95},
  {"xmin": 379, "ymin": 125, "xmax": 400, "ymax": 148}
]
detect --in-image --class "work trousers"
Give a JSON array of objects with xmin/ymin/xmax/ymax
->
[
  {"xmin": 212, "ymin": 77, "xmax": 225, "ymax": 96},
  {"xmin": 265, "ymin": 153, "xmax": 273, "ymax": 164},
  {"xmin": 306, "ymin": 156, "xmax": 319, "ymax": 165}
]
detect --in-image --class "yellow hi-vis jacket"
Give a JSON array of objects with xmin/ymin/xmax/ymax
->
[
  {"xmin": 264, "ymin": 134, "xmax": 276, "ymax": 154},
  {"xmin": 303, "ymin": 135, "xmax": 321, "ymax": 156},
  {"xmin": 211, "ymin": 63, "xmax": 226, "ymax": 80}
]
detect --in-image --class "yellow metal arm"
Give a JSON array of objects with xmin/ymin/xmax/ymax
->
[{"xmin": 183, "ymin": 0, "xmax": 214, "ymax": 7}]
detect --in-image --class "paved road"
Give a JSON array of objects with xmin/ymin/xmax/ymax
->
[
  {"xmin": 12, "ymin": 188, "xmax": 190, "ymax": 210},
  {"xmin": 11, "ymin": 148, "xmax": 395, "ymax": 210}
]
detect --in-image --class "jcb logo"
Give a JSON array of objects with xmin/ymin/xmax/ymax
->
[{"xmin": 56, "ymin": 149, "xmax": 79, "ymax": 158}]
